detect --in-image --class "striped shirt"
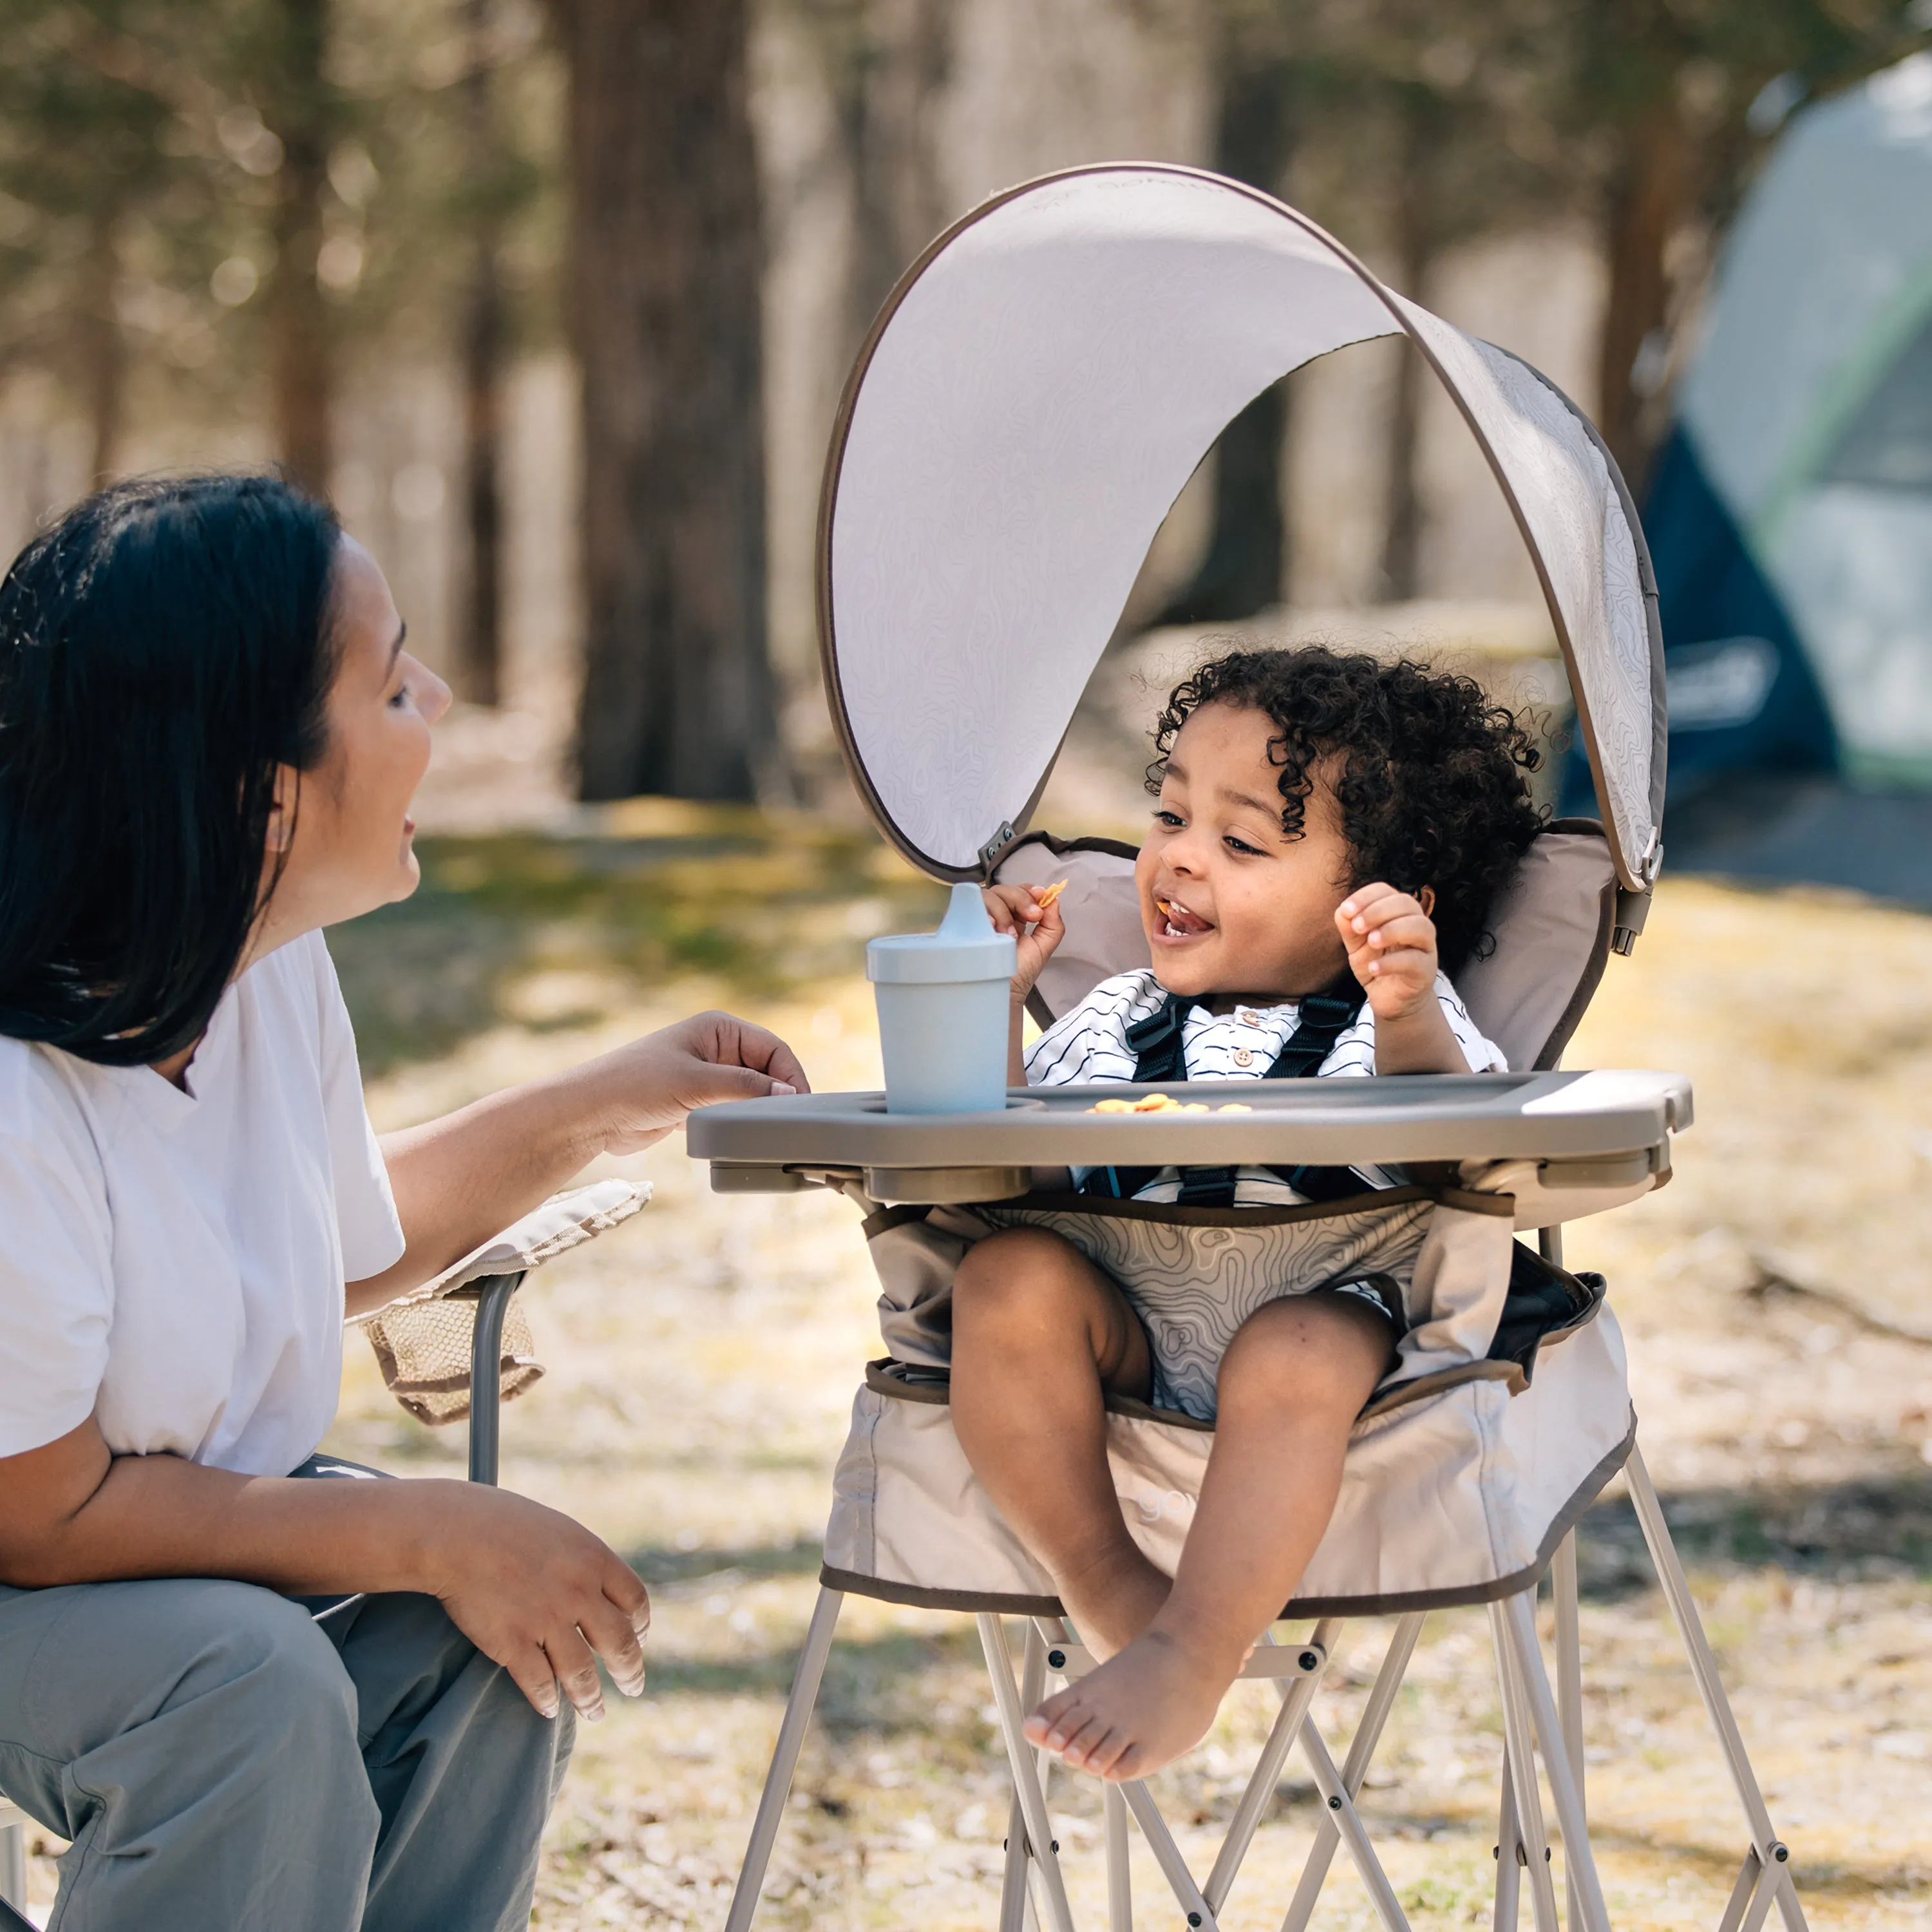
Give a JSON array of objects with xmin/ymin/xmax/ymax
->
[{"xmin": 1025, "ymin": 967, "xmax": 1506, "ymax": 1205}]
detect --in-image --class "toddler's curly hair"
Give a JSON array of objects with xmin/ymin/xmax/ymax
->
[{"xmin": 1148, "ymin": 645, "xmax": 1546, "ymax": 976}]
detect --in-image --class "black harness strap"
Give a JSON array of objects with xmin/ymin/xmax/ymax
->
[{"xmin": 1080, "ymin": 983, "xmax": 1368, "ymax": 1204}]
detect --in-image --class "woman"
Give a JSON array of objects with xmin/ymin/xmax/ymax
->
[{"xmin": 0, "ymin": 475, "xmax": 808, "ymax": 1929}]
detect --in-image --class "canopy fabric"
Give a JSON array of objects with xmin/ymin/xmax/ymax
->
[
  {"xmin": 821, "ymin": 164, "xmax": 1662, "ymax": 888},
  {"xmin": 1672, "ymin": 53, "xmax": 1932, "ymax": 786}
]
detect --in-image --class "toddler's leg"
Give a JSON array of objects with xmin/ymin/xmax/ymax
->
[
  {"xmin": 951, "ymin": 1227, "xmax": 1166, "ymax": 1658},
  {"xmin": 1025, "ymin": 1291, "xmax": 1390, "ymax": 1781}
]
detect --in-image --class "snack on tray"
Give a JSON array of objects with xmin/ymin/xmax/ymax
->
[{"xmin": 1084, "ymin": 1094, "xmax": 1241, "ymax": 1115}]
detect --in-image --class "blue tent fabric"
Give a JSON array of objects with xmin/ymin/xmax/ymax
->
[{"xmin": 1562, "ymin": 427, "xmax": 1837, "ymax": 817}]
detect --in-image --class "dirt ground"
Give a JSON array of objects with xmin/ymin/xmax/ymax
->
[{"xmin": 15, "ymin": 818, "xmax": 1932, "ymax": 1929}]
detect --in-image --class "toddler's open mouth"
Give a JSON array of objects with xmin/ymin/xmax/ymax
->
[{"xmin": 1153, "ymin": 893, "xmax": 1214, "ymax": 941}]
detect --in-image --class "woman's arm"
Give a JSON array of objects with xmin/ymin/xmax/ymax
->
[
  {"xmin": 349, "ymin": 1011, "xmax": 807, "ymax": 1318},
  {"xmin": 0, "ymin": 1417, "xmax": 649, "ymax": 1719}
]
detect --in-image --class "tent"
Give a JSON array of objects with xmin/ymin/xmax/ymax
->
[{"xmin": 1572, "ymin": 51, "xmax": 1932, "ymax": 897}]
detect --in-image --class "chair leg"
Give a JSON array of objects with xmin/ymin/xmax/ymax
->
[
  {"xmin": 0, "ymin": 1822, "xmax": 23, "ymax": 1915},
  {"xmin": 1551, "ymin": 1531, "xmax": 1587, "ymax": 1929},
  {"xmin": 1499, "ymin": 1591, "xmax": 1613, "ymax": 1932},
  {"xmin": 978, "ymin": 1615, "xmax": 1077, "ymax": 1932},
  {"xmin": 466, "ymin": 1271, "xmax": 524, "ymax": 1487},
  {"xmin": 1119, "ymin": 1782, "xmax": 1224, "ymax": 1931},
  {"xmin": 1492, "ymin": 1749, "xmax": 1523, "ymax": 1932},
  {"xmin": 1624, "ymin": 1444, "xmax": 1808, "ymax": 1932},
  {"xmin": 999, "ymin": 1624, "xmax": 1051, "ymax": 1932},
  {"xmin": 724, "ymin": 1587, "xmax": 844, "ymax": 1932},
  {"xmin": 1104, "ymin": 1782, "xmax": 1132, "ymax": 1932},
  {"xmin": 1277, "ymin": 1613, "xmax": 1425, "ymax": 1932},
  {"xmin": 1204, "ymin": 1618, "xmax": 1340, "ymax": 1914},
  {"xmin": 1488, "ymin": 1599, "xmax": 1562, "ymax": 1932},
  {"xmin": 1295, "ymin": 1719, "xmax": 1412, "ymax": 1932}
]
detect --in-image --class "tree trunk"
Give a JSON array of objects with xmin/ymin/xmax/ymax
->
[
  {"xmin": 457, "ymin": 0, "xmax": 506, "ymax": 707},
  {"xmin": 1379, "ymin": 339, "xmax": 1425, "ymax": 603},
  {"xmin": 837, "ymin": 0, "xmax": 954, "ymax": 354},
  {"xmin": 563, "ymin": 0, "xmax": 774, "ymax": 802},
  {"xmin": 1378, "ymin": 93, "xmax": 1437, "ymax": 605},
  {"xmin": 1155, "ymin": 49, "xmax": 1293, "ymax": 626},
  {"xmin": 1596, "ymin": 97, "xmax": 1692, "ymax": 493},
  {"xmin": 269, "ymin": 0, "xmax": 332, "ymax": 496},
  {"xmin": 80, "ymin": 209, "xmax": 124, "ymax": 482}
]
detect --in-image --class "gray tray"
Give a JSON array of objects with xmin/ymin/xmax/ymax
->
[{"xmin": 688, "ymin": 1069, "xmax": 1692, "ymax": 1204}]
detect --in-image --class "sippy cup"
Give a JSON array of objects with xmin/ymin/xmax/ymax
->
[{"xmin": 866, "ymin": 883, "xmax": 1017, "ymax": 1113}]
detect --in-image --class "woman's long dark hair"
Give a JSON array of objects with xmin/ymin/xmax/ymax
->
[{"xmin": 0, "ymin": 475, "xmax": 342, "ymax": 1065}]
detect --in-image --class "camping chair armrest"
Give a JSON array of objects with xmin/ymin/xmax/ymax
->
[
  {"xmin": 422, "ymin": 1177, "xmax": 652, "ymax": 1302},
  {"xmin": 350, "ymin": 1178, "xmax": 651, "ymax": 1482},
  {"xmin": 349, "ymin": 1176, "xmax": 652, "ymax": 1327},
  {"xmin": 434, "ymin": 1179, "xmax": 649, "ymax": 1486}
]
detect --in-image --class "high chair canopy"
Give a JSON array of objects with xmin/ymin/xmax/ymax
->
[{"xmin": 819, "ymin": 164, "xmax": 1667, "ymax": 895}]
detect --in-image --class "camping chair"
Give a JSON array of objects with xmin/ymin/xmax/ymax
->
[
  {"xmin": 0, "ymin": 1179, "xmax": 648, "ymax": 1924},
  {"xmin": 685, "ymin": 166, "xmax": 1806, "ymax": 1932}
]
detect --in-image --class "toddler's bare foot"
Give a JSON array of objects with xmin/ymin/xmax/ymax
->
[
  {"xmin": 1023, "ymin": 1627, "xmax": 1233, "ymax": 1781},
  {"xmin": 1054, "ymin": 1547, "xmax": 1171, "ymax": 1660}
]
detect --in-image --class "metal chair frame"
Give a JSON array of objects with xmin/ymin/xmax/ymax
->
[
  {"xmin": 721, "ymin": 1224, "xmax": 1808, "ymax": 1932},
  {"xmin": 724, "ymin": 1453, "xmax": 1803, "ymax": 1932}
]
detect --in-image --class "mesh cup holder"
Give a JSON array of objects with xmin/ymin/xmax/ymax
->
[{"xmin": 362, "ymin": 1287, "xmax": 544, "ymax": 1427}]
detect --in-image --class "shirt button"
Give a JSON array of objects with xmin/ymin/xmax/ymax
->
[
  {"xmin": 1233, "ymin": 1047, "xmax": 1254, "ymax": 1068},
  {"xmin": 1240, "ymin": 1009, "xmax": 1261, "ymax": 1027}
]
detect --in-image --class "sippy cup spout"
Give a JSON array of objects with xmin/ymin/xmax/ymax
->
[{"xmin": 937, "ymin": 879, "xmax": 996, "ymax": 940}]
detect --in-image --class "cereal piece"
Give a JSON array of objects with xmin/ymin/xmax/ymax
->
[
  {"xmin": 1132, "ymin": 1092, "xmax": 1179, "ymax": 1112},
  {"xmin": 1033, "ymin": 878, "xmax": 1068, "ymax": 912},
  {"xmin": 1180, "ymin": 1103, "xmax": 1210, "ymax": 1113},
  {"xmin": 1088, "ymin": 1097, "xmax": 1135, "ymax": 1113},
  {"xmin": 1216, "ymin": 1102, "xmax": 1253, "ymax": 1113}
]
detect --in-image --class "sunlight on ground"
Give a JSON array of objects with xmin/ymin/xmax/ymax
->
[{"xmin": 24, "ymin": 835, "xmax": 1929, "ymax": 1929}]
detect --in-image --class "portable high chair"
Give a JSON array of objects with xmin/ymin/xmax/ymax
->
[{"xmin": 690, "ymin": 165, "xmax": 1805, "ymax": 1932}]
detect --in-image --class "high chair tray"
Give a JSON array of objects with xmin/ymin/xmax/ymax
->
[{"xmin": 689, "ymin": 1069, "xmax": 1690, "ymax": 1203}]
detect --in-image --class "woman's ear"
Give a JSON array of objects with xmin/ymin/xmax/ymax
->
[
  {"xmin": 1418, "ymin": 885, "xmax": 1437, "ymax": 917},
  {"xmin": 265, "ymin": 764, "xmax": 300, "ymax": 854}
]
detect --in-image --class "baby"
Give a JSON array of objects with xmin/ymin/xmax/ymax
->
[{"xmin": 954, "ymin": 643, "xmax": 1542, "ymax": 1783}]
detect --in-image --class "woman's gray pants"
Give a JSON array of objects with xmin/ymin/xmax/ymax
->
[{"xmin": 0, "ymin": 1576, "xmax": 573, "ymax": 1930}]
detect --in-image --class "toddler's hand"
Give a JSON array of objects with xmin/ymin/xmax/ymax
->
[
  {"xmin": 983, "ymin": 882, "xmax": 1065, "ymax": 1006},
  {"xmin": 1336, "ymin": 883, "xmax": 1438, "ymax": 1021}
]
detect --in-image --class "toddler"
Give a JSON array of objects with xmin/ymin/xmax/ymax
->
[{"xmin": 952, "ymin": 644, "xmax": 1542, "ymax": 1782}]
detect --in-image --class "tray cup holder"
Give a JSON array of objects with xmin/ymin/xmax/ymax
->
[{"xmin": 864, "ymin": 1164, "xmax": 1032, "ymax": 1204}]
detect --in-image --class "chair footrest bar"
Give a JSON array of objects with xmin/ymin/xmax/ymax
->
[{"xmin": 1044, "ymin": 1639, "xmax": 1327, "ymax": 1681}]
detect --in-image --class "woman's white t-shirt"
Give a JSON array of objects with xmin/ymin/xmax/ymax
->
[{"xmin": 0, "ymin": 931, "xmax": 404, "ymax": 1475}]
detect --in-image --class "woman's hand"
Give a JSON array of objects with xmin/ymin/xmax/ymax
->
[
  {"xmin": 417, "ymin": 1482, "xmax": 652, "ymax": 1721},
  {"xmin": 983, "ymin": 883, "xmax": 1066, "ymax": 1007},
  {"xmin": 363, "ymin": 1010, "xmax": 810, "ymax": 1312},
  {"xmin": 0, "ymin": 1423, "xmax": 649, "ymax": 1723},
  {"xmin": 584, "ymin": 1010, "xmax": 810, "ymax": 1157}
]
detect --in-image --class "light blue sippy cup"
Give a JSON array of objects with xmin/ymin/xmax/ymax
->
[{"xmin": 867, "ymin": 883, "xmax": 1018, "ymax": 1113}]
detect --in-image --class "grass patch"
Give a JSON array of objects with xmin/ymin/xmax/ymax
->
[{"xmin": 328, "ymin": 804, "xmax": 947, "ymax": 1074}]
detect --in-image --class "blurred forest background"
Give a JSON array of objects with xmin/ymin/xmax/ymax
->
[
  {"xmin": 14, "ymin": 10, "xmax": 1932, "ymax": 1926},
  {"xmin": 2, "ymin": 0, "xmax": 1926, "ymax": 822}
]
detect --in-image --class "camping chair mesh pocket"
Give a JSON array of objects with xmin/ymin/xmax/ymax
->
[
  {"xmin": 361, "ymin": 1294, "xmax": 543, "ymax": 1427},
  {"xmin": 348, "ymin": 1177, "xmax": 650, "ymax": 1426}
]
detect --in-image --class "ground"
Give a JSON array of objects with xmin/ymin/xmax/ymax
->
[{"xmin": 15, "ymin": 813, "xmax": 1932, "ymax": 1929}]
